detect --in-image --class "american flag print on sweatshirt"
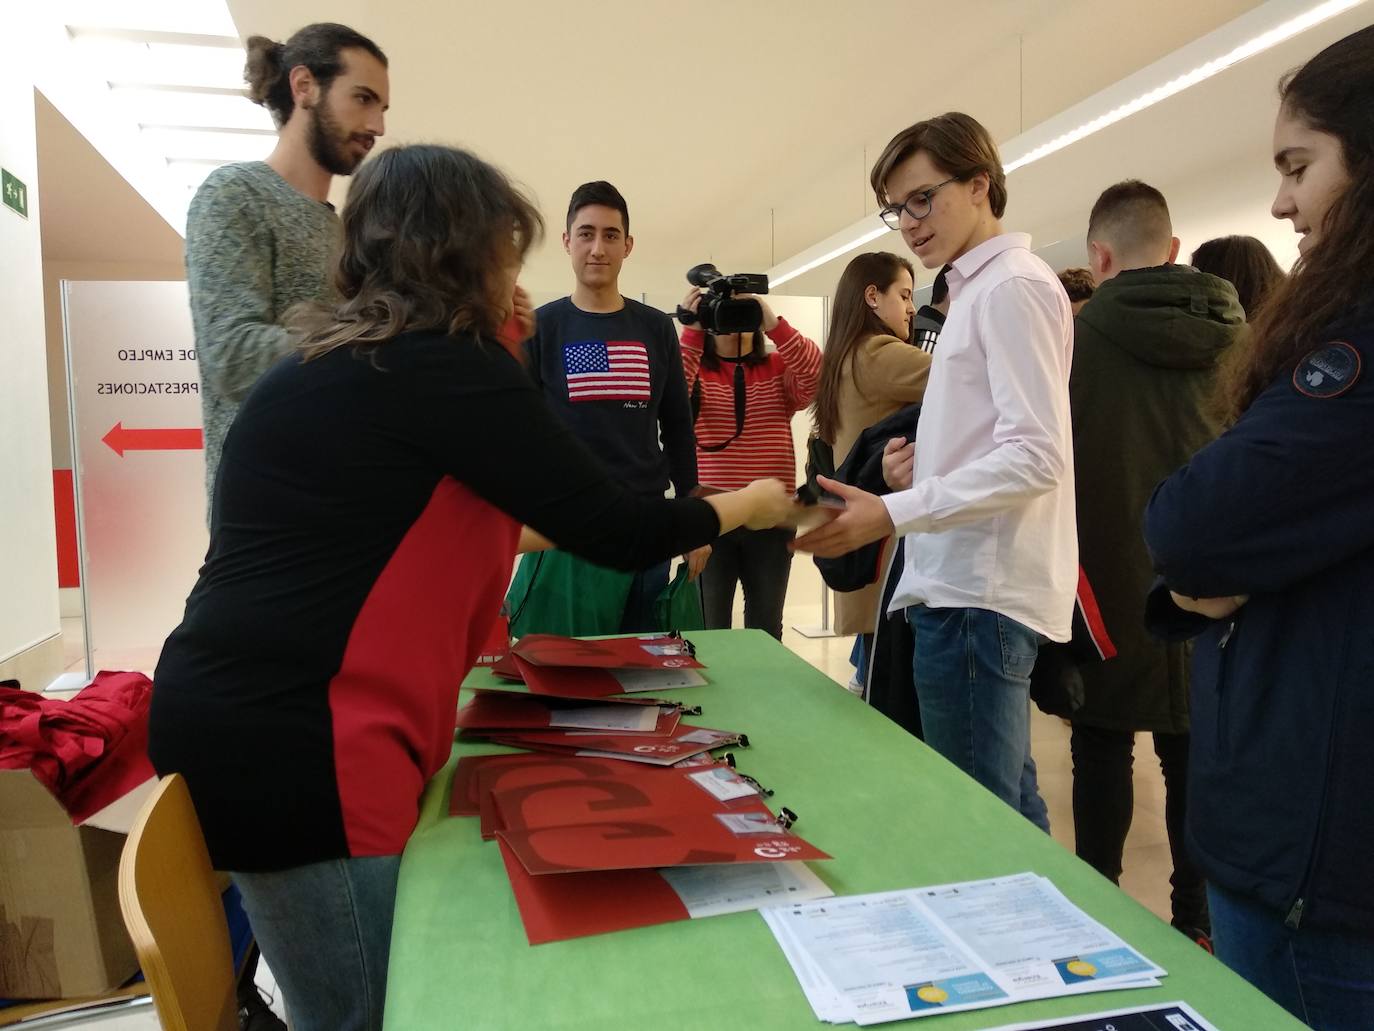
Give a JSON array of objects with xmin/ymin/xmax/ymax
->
[{"xmin": 563, "ymin": 340, "xmax": 652, "ymax": 402}]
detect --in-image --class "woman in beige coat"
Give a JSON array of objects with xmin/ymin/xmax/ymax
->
[{"xmin": 811, "ymin": 251, "xmax": 930, "ymax": 659}]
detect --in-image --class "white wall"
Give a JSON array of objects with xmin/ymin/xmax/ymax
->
[
  {"xmin": 0, "ymin": 40, "xmax": 60, "ymax": 664},
  {"xmin": 1168, "ymin": 151, "xmax": 1298, "ymax": 272},
  {"xmin": 1016, "ymin": 150, "xmax": 1298, "ymax": 292}
]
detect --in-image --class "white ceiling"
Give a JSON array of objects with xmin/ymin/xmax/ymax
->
[
  {"xmin": 780, "ymin": 0, "xmax": 1373, "ymax": 296},
  {"xmin": 35, "ymin": 92, "xmax": 185, "ymax": 266},
  {"xmin": 222, "ymin": 0, "xmax": 1266, "ymax": 294},
  {"xmin": 35, "ymin": 1, "xmax": 1374, "ymax": 301}
]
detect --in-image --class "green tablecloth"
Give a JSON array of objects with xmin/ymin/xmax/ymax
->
[{"xmin": 385, "ymin": 630, "xmax": 1302, "ymax": 1029}]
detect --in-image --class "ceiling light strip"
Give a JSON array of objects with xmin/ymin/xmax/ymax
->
[
  {"xmin": 770, "ymin": 228, "xmax": 890, "ymax": 291},
  {"xmin": 1002, "ymin": 0, "xmax": 1363, "ymax": 173},
  {"xmin": 768, "ymin": 0, "xmax": 1365, "ymax": 289},
  {"xmin": 139, "ymin": 123, "xmax": 275, "ymax": 135},
  {"xmin": 110, "ymin": 82, "xmax": 248, "ymax": 96},
  {"xmin": 68, "ymin": 26, "xmax": 241, "ymax": 47}
]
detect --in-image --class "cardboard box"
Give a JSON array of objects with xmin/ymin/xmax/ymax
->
[{"xmin": 0, "ymin": 769, "xmax": 152, "ymax": 999}]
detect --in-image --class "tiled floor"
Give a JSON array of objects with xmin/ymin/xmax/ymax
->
[{"xmin": 53, "ymin": 558, "xmax": 1178, "ymax": 1026}]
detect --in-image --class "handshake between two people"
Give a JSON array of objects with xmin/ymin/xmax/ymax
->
[
  {"xmin": 696, "ymin": 478, "xmax": 897, "ymax": 563},
  {"xmin": 786, "ymin": 435, "xmax": 911, "ymax": 559},
  {"xmin": 677, "ymin": 471, "xmax": 903, "ymax": 567},
  {"xmin": 684, "ymin": 429, "xmax": 920, "ymax": 564},
  {"xmin": 515, "ymin": 479, "xmax": 830, "ymax": 567},
  {"xmin": 514, "ymin": 478, "xmax": 892, "ymax": 565}
]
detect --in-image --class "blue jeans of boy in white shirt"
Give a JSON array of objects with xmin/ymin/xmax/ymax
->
[{"xmin": 906, "ymin": 605, "xmax": 1050, "ymax": 831}]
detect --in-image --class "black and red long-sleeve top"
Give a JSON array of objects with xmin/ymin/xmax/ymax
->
[{"xmin": 149, "ymin": 330, "xmax": 719, "ymax": 872}]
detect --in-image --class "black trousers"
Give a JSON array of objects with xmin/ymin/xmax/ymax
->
[
  {"xmin": 1069, "ymin": 723, "xmax": 1209, "ymax": 932},
  {"xmin": 699, "ymin": 527, "xmax": 795, "ymax": 640}
]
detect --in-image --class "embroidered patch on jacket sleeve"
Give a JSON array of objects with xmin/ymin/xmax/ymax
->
[{"xmin": 1293, "ymin": 341, "xmax": 1362, "ymax": 399}]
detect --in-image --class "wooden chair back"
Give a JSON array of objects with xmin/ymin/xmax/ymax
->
[{"xmin": 117, "ymin": 774, "xmax": 238, "ymax": 1031}]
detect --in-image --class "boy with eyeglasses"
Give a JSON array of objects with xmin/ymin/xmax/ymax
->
[{"xmin": 796, "ymin": 112, "xmax": 1076, "ymax": 830}]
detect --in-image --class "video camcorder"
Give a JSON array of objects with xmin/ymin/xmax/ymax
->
[{"xmin": 676, "ymin": 263, "xmax": 770, "ymax": 334}]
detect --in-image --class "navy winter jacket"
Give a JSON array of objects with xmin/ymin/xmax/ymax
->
[{"xmin": 1144, "ymin": 316, "xmax": 1374, "ymax": 936}]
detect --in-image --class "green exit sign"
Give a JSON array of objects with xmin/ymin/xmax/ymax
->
[{"xmin": 2, "ymin": 169, "xmax": 28, "ymax": 219}]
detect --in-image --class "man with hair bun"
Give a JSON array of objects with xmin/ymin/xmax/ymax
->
[
  {"xmin": 180, "ymin": 22, "xmax": 387, "ymax": 1028},
  {"xmin": 186, "ymin": 22, "xmax": 389, "ymax": 510}
]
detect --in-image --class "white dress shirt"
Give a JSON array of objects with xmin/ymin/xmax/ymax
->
[{"xmin": 882, "ymin": 232, "xmax": 1077, "ymax": 641}]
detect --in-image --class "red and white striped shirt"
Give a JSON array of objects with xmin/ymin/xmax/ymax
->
[{"xmin": 680, "ymin": 318, "xmax": 822, "ymax": 491}]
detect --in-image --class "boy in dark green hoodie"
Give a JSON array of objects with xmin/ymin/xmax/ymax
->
[{"xmin": 1067, "ymin": 180, "xmax": 1246, "ymax": 942}]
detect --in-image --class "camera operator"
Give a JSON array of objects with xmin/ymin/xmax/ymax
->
[{"xmin": 680, "ymin": 285, "xmax": 821, "ymax": 639}]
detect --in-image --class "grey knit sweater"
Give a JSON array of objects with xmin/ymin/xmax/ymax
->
[{"xmin": 185, "ymin": 161, "xmax": 339, "ymax": 511}]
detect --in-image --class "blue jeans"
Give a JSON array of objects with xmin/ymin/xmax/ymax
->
[
  {"xmin": 907, "ymin": 606, "xmax": 1050, "ymax": 832},
  {"xmin": 850, "ymin": 634, "xmax": 873, "ymax": 685},
  {"xmin": 233, "ymin": 855, "xmax": 402, "ymax": 1031},
  {"xmin": 620, "ymin": 560, "xmax": 671, "ymax": 633},
  {"xmin": 1209, "ymin": 882, "xmax": 1374, "ymax": 1030}
]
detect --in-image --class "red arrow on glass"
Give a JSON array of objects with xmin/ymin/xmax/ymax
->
[{"xmin": 101, "ymin": 422, "xmax": 204, "ymax": 457}]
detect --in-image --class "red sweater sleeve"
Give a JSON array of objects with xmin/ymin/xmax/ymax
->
[{"xmin": 768, "ymin": 318, "xmax": 822, "ymax": 412}]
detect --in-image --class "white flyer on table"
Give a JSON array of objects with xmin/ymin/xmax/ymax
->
[
  {"xmin": 763, "ymin": 891, "xmax": 1018, "ymax": 1024},
  {"xmin": 765, "ymin": 900, "xmax": 855, "ymax": 1023},
  {"xmin": 660, "ymin": 861, "xmax": 833, "ymax": 918},
  {"xmin": 761, "ymin": 873, "xmax": 1167, "ymax": 1025},
  {"xmin": 916, "ymin": 873, "xmax": 1165, "ymax": 999}
]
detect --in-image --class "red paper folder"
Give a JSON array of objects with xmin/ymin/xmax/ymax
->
[
  {"xmin": 466, "ymin": 754, "xmax": 681, "ymax": 838},
  {"xmin": 458, "ymin": 754, "xmax": 753, "ymax": 838},
  {"xmin": 486, "ymin": 725, "xmax": 741, "ymax": 764},
  {"xmin": 513, "ymin": 633, "xmax": 703, "ymax": 670},
  {"xmin": 484, "ymin": 759, "xmax": 829, "ymax": 874},
  {"xmin": 449, "ymin": 753, "xmax": 621, "ymax": 817},
  {"xmin": 498, "ymin": 811, "xmax": 828, "ymax": 875},
  {"xmin": 452, "ymin": 754, "xmax": 830, "ymax": 945},
  {"xmin": 456, "ymin": 691, "xmax": 679, "ymax": 735},
  {"xmin": 497, "ymin": 839, "xmax": 693, "ymax": 945},
  {"xmin": 512, "ymin": 655, "xmax": 624, "ymax": 698},
  {"xmin": 488, "ymin": 761, "xmax": 761, "ymax": 834}
]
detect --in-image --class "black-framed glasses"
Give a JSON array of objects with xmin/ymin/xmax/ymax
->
[{"xmin": 878, "ymin": 177, "xmax": 959, "ymax": 229}]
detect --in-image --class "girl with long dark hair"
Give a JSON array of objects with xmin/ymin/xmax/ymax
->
[
  {"xmin": 1144, "ymin": 27, "xmax": 1374, "ymax": 1028},
  {"xmin": 1189, "ymin": 235, "xmax": 1286, "ymax": 320},
  {"xmin": 810, "ymin": 251, "xmax": 925, "ymax": 666}
]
